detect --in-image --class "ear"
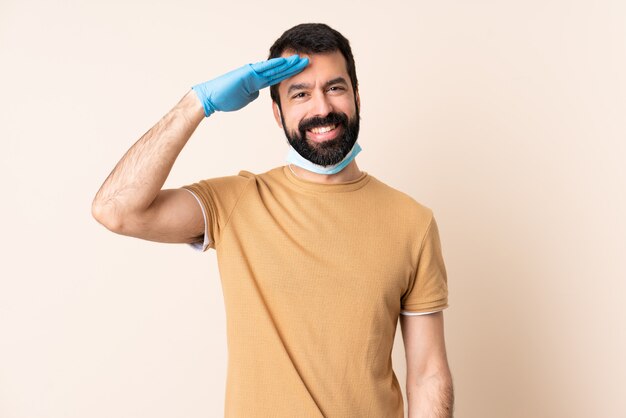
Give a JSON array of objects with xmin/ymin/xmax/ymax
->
[
  {"xmin": 272, "ymin": 101, "xmax": 283, "ymax": 128},
  {"xmin": 355, "ymin": 90, "xmax": 361, "ymax": 111}
]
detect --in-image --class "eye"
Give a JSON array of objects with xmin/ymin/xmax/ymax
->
[
  {"xmin": 328, "ymin": 86, "xmax": 346, "ymax": 92},
  {"xmin": 291, "ymin": 92, "xmax": 307, "ymax": 99}
]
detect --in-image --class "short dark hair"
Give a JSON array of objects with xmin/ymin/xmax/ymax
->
[{"xmin": 268, "ymin": 23, "xmax": 358, "ymax": 107}]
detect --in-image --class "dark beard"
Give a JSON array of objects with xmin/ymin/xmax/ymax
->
[{"xmin": 280, "ymin": 106, "xmax": 360, "ymax": 167}]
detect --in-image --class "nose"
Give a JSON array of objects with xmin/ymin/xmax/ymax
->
[{"xmin": 310, "ymin": 90, "xmax": 333, "ymax": 117}]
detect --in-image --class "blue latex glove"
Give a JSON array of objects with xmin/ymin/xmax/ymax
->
[{"xmin": 192, "ymin": 55, "xmax": 309, "ymax": 117}]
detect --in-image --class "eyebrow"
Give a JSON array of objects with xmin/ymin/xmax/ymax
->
[{"xmin": 286, "ymin": 77, "xmax": 349, "ymax": 95}]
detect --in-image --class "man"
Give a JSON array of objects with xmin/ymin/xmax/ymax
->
[{"xmin": 92, "ymin": 23, "xmax": 453, "ymax": 418}]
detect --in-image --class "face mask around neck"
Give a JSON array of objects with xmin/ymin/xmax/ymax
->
[{"xmin": 285, "ymin": 141, "xmax": 362, "ymax": 175}]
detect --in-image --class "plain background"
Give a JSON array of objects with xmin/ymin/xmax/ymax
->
[{"xmin": 1, "ymin": 0, "xmax": 625, "ymax": 417}]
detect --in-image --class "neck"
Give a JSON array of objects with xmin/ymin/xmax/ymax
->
[{"xmin": 289, "ymin": 159, "xmax": 362, "ymax": 184}]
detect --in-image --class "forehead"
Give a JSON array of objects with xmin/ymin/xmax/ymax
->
[{"xmin": 278, "ymin": 50, "xmax": 350, "ymax": 95}]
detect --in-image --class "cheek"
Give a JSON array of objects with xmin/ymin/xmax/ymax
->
[
  {"xmin": 338, "ymin": 95, "xmax": 357, "ymax": 113},
  {"xmin": 283, "ymin": 110, "xmax": 306, "ymax": 131}
]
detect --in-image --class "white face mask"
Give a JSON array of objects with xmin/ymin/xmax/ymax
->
[{"xmin": 285, "ymin": 141, "xmax": 362, "ymax": 175}]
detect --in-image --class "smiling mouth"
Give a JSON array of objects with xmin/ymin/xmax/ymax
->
[
  {"xmin": 305, "ymin": 123, "xmax": 342, "ymax": 142},
  {"xmin": 307, "ymin": 124, "xmax": 337, "ymax": 134}
]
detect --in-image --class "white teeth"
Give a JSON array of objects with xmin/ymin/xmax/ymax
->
[{"xmin": 310, "ymin": 124, "xmax": 336, "ymax": 134}]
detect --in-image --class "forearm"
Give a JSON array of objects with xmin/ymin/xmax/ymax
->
[
  {"xmin": 406, "ymin": 372, "xmax": 454, "ymax": 418},
  {"xmin": 92, "ymin": 90, "xmax": 204, "ymax": 225},
  {"xmin": 92, "ymin": 55, "xmax": 308, "ymax": 235}
]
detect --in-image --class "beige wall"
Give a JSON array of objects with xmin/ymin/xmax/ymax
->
[{"xmin": 1, "ymin": 0, "xmax": 625, "ymax": 417}]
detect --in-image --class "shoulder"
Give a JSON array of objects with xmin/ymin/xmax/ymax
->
[
  {"xmin": 183, "ymin": 170, "xmax": 256, "ymax": 203},
  {"xmin": 238, "ymin": 166, "xmax": 293, "ymax": 192},
  {"xmin": 236, "ymin": 166, "xmax": 282, "ymax": 182},
  {"xmin": 192, "ymin": 170, "xmax": 255, "ymax": 188},
  {"xmin": 367, "ymin": 174, "xmax": 434, "ymax": 223},
  {"xmin": 189, "ymin": 166, "xmax": 293, "ymax": 197}
]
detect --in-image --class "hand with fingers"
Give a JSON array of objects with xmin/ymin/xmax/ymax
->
[{"xmin": 191, "ymin": 55, "xmax": 309, "ymax": 117}]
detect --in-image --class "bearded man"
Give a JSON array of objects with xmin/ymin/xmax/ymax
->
[{"xmin": 93, "ymin": 23, "xmax": 453, "ymax": 418}]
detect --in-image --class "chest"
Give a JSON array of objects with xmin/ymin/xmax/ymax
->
[{"xmin": 219, "ymin": 192, "xmax": 416, "ymax": 318}]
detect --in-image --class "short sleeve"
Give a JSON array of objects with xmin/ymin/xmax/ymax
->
[
  {"xmin": 400, "ymin": 215, "xmax": 449, "ymax": 314},
  {"xmin": 181, "ymin": 172, "xmax": 252, "ymax": 251}
]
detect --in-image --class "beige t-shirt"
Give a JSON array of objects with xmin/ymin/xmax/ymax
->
[{"xmin": 183, "ymin": 166, "xmax": 448, "ymax": 418}]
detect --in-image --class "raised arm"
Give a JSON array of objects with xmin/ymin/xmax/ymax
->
[
  {"xmin": 400, "ymin": 312, "xmax": 454, "ymax": 418},
  {"xmin": 91, "ymin": 91, "xmax": 205, "ymax": 243},
  {"xmin": 91, "ymin": 55, "xmax": 309, "ymax": 244}
]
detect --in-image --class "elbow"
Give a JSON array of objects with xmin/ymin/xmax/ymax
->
[
  {"xmin": 407, "ymin": 364, "xmax": 453, "ymax": 388},
  {"xmin": 91, "ymin": 199, "xmax": 126, "ymax": 234}
]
